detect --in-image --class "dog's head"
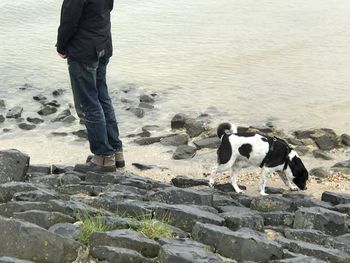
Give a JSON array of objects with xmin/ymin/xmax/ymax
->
[{"xmin": 288, "ymin": 152, "xmax": 309, "ymax": 190}]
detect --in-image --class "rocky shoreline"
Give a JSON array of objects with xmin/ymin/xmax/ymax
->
[{"xmin": 0, "ymin": 149, "xmax": 349, "ymax": 263}]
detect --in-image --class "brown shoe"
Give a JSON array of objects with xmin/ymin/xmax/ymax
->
[
  {"xmin": 115, "ymin": 150, "xmax": 125, "ymax": 168},
  {"xmin": 75, "ymin": 155, "xmax": 116, "ymax": 173}
]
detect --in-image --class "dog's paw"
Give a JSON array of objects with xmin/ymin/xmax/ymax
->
[
  {"xmin": 290, "ymin": 186, "xmax": 299, "ymax": 191},
  {"xmin": 208, "ymin": 178, "xmax": 215, "ymax": 188},
  {"xmin": 259, "ymin": 191, "xmax": 269, "ymax": 196}
]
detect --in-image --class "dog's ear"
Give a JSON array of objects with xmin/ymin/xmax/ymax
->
[{"xmin": 290, "ymin": 156, "xmax": 308, "ymax": 190}]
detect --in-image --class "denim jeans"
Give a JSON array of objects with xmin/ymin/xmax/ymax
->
[{"xmin": 67, "ymin": 56, "xmax": 122, "ymax": 156}]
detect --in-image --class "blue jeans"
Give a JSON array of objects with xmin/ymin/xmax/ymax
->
[{"xmin": 67, "ymin": 56, "xmax": 122, "ymax": 156}]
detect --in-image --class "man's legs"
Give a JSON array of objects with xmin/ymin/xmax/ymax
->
[{"xmin": 68, "ymin": 58, "xmax": 115, "ymax": 157}]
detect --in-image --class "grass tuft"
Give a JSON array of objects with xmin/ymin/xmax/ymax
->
[{"xmin": 78, "ymin": 215, "xmax": 110, "ymax": 245}]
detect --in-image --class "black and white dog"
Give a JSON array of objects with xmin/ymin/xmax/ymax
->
[{"xmin": 209, "ymin": 123, "xmax": 308, "ymax": 195}]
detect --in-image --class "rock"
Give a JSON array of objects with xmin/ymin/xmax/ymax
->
[
  {"xmin": 97, "ymin": 215, "xmax": 141, "ymax": 230},
  {"xmin": 43, "ymin": 100, "xmax": 60, "ymax": 108},
  {"xmin": 270, "ymin": 256, "xmax": 326, "ymax": 263},
  {"xmin": 309, "ymin": 167, "xmax": 329, "ymax": 178},
  {"xmin": 171, "ymin": 113, "xmax": 188, "ymax": 129},
  {"xmin": 142, "ymin": 125, "xmax": 161, "ymax": 133},
  {"xmin": 13, "ymin": 189, "xmax": 58, "ymax": 202},
  {"xmin": 340, "ymin": 134, "xmax": 350, "ymax": 146},
  {"xmin": 90, "ymin": 229, "xmax": 160, "ymax": 258},
  {"xmin": 138, "ymin": 102, "xmax": 154, "ymax": 109},
  {"xmin": 0, "ymin": 201, "xmax": 53, "ymax": 217},
  {"xmin": 6, "ymin": 106, "xmax": 23, "ymax": 119},
  {"xmin": 160, "ymin": 134, "xmax": 189, "ymax": 146},
  {"xmin": 0, "ymin": 182, "xmax": 40, "ymax": 202},
  {"xmin": 26, "ymin": 117, "xmax": 44, "ymax": 124},
  {"xmin": 294, "ymin": 130, "xmax": 316, "ymax": 140},
  {"xmin": 158, "ymin": 238, "xmax": 224, "ymax": 263},
  {"xmin": 18, "ymin": 123, "xmax": 36, "ymax": 131},
  {"xmin": 0, "ymin": 150, "xmax": 30, "ymax": 184},
  {"xmin": 52, "ymin": 89, "xmax": 65, "ymax": 97},
  {"xmin": 132, "ymin": 163, "xmax": 155, "ymax": 170},
  {"xmin": 152, "ymin": 203, "xmax": 224, "ymax": 232},
  {"xmin": 150, "ymin": 187, "xmax": 213, "ymax": 206},
  {"xmin": 329, "ymin": 233, "xmax": 350, "ymax": 255},
  {"xmin": 0, "ymin": 216, "xmax": 81, "ymax": 263},
  {"xmin": 265, "ymin": 187, "xmax": 285, "ymax": 195},
  {"xmin": 261, "ymin": 212, "xmax": 295, "ymax": 227},
  {"xmin": 286, "ymin": 137, "xmax": 304, "ymax": 146},
  {"xmin": 184, "ymin": 118, "xmax": 206, "ymax": 137},
  {"xmin": 193, "ymin": 137, "xmax": 220, "ymax": 149},
  {"xmin": 51, "ymin": 164, "xmax": 74, "ymax": 174},
  {"xmin": 321, "ymin": 191, "xmax": 350, "ymax": 205},
  {"xmin": 27, "ymin": 165, "xmax": 51, "ymax": 175},
  {"xmin": 293, "ymin": 206, "xmax": 347, "ymax": 236},
  {"xmin": 72, "ymin": 129, "xmax": 88, "ymax": 139},
  {"xmin": 48, "ymin": 223, "xmax": 81, "ymax": 240},
  {"xmin": 294, "ymin": 146, "xmax": 310, "ymax": 156},
  {"xmin": 250, "ymin": 196, "xmax": 292, "ymax": 212},
  {"xmin": 128, "ymin": 107, "xmax": 145, "ymax": 118},
  {"xmin": 283, "ymin": 229, "xmax": 330, "ymax": 246},
  {"xmin": 221, "ymin": 207, "xmax": 264, "ymax": 231},
  {"xmin": 283, "ymin": 193, "xmax": 334, "ymax": 211},
  {"xmin": 172, "ymin": 145, "xmax": 197, "ymax": 160},
  {"xmin": 192, "ymin": 223, "xmax": 283, "ymax": 261},
  {"xmin": 0, "ymin": 115, "xmax": 4, "ymax": 123},
  {"xmin": 331, "ymin": 160, "xmax": 350, "ymax": 174},
  {"xmin": 311, "ymin": 129, "xmax": 338, "ymax": 151},
  {"xmin": 12, "ymin": 210, "xmax": 75, "ymax": 229},
  {"xmin": 52, "ymin": 109, "xmax": 75, "ymax": 123},
  {"xmin": 171, "ymin": 176, "xmax": 209, "ymax": 188},
  {"xmin": 0, "ymin": 100, "xmax": 5, "ymax": 108},
  {"xmin": 276, "ymin": 236, "xmax": 350, "ymax": 263},
  {"xmin": 0, "ymin": 257, "xmax": 36, "ymax": 263},
  {"xmin": 312, "ymin": 150, "xmax": 333, "ymax": 160},
  {"xmin": 51, "ymin": 132, "xmax": 69, "ymax": 137},
  {"xmin": 33, "ymin": 94, "xmax": 47, "ymax": 101},
  {"xmin": 134, "ymin": 135, "xmax": 170, "ymax": 145},
  {"xmin": 90, "ymin": 246, "xmax": 152, "ymax": 263},
  {"xmin": 38, "ymin": 105, "xmax": 57, "ymax": 116},
  {"xmin": 334, "ymin": 203, "xmax": 350, "ymax": 216},
  {"xmin": 249, "ymin": 125, "xmax": 274, "ymax": 134},
  {"xmin": 139, "ymin": 94, "xmax": 155, "ymax": 103},
  {"xmin": 214, "ymin": 183, "xmax": 247, "ymax": 192}
]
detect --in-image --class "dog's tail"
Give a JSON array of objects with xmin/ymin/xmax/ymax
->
[{"xmin": 217, "ymin": 122, "xmax": 237, "ymax": 138}]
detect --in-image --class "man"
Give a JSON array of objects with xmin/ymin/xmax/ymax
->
[{"xmin": 56, "ymin": 0, "xmax": 125, "ymax": 172}]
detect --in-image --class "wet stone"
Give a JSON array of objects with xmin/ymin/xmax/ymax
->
[
  {"xmin": 171, "ymin": 176, "xmax": 209, "ymax": 188},
  {"xmin": 33, "ymin": 94, "xmax": 47, "ymax": 101},
  {"xmin": 312, "ymin": 150, "xmax": 333, "ymax": 160},
  {"xmin": 0, "ymin": 99, "xmax": 5, "ymax": 108},
  {"xmin": 331, "ymin": 160, "xmax": 350, "ymax": 174},
  {"xmin": 38, "ymin": 105, "xmax": 57, "ymax": 116},
  {"xmin": 0, "ymin": 257, "xmax": 36, "ymax": 263},
  {"xmin": 18, "ymin": 123, "xmax": 36, "ymax": 130},
  {"xmin": 52, "ymin": 88, "xmax": 65, "ymax": 97},
  {"xmin": 340, "ymin": 134, "xmax": 350, "ymax": 146},
  {"xmin": 26, "ymin": 117, "xmax": 44, "ymax": 124},
  {"xmin": 171, "ymin": 113, "xmax": 188, "ymax": 129},
  {"xmin": 309, "ymin": 167, "xmax": 329, "ymax": 178},
  {"xmin": 193, "ymin": 137, "xmax": 220, "ymax": 149},
  {"xmin": 160, "ymin": 134, "xmax": 189, "ymax": 146},
  {"xmin": 0, "ymin": 115, "xmax": 5, "ymax": 123},
  {"xmin": 172, "ymin": 145, "xmax": 197, "ymax": 160},
  {"xmin": 139, "ymin": 94, "xmax": 155, "ymax": 103},
  {"xmin": 72, "ymin": 129, "xmax": 88, "ymax": 139},
  {"xmin": 321, "ymin": 191, "xmax": 350, "ymax": 205},
  {"xmin": 138, "ymin": 102, "xmax": 154, "ymax": 109},
  {"xmin": 6, "ymin": 106, "xmax": 23, "ymax": 119}
]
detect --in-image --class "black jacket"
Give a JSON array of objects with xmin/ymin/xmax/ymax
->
[{"xmin": 56, "ymin": 0, "xmax": 114, "ymax": 62}]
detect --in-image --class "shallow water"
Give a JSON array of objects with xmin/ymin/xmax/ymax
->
[{"xmin": 1, "ymin": 0, "xmax": 350, "ymax": 166}]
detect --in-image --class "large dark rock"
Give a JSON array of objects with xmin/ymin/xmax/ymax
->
[
  {"xmin": 171, "ymin": 176, "xmax": 208, "ymax": 188},
  {"xmin": 283, "ymin": 194, "xmax": 334, "ymax": 211},
  {"xmin": 0, "ymin": 150, "xmax": 30, "ymax": 184},
  {"xmin": 261, "ymin": 212, "xmax": 295, "ymax": 227},
  {"xmin": 12, "ymin": 210, "xmax": 75, "ymax": 229},
  {"xmin": 283, "ymin": 229, "xmax": 330, "ymax": 246},
  {"xmin": 193, "ymin": 137, "xmax": 220, "ymax": 149},
  {"xmin": 18, "ymin": 123, "xmax": 36, "ymax": 131},
  {"xmin": 134, "ymin": 136, "xmax": 168, "ymax": 145},
  {"xmin": 0, "ymin": 182, "xmax": 40, "ymax": 203},
  {"xmin": 310, "ymin": 129, "xmax": 339, "ymax": 151},
  {"xmin": 331, "ymin": 160, "xmax": 350, "ymax": 174},
  {"xmin": 0, "ymin": 216, "xmax": 82, "ymax": 263},
  {"xmin": 192, "ymin": 223, "xmax": 283, "ymax": 261},
  {"xmin": 52, "ymin": 109, "xmax": 76, "ymax": 123},
  {"xmin": 0, "ymin": 115, "xmax": 4, "ymax": 124},
  {"xmin": 139, "ymin": 94, "xmax": 155, "ymax": 104},
  {"xmin": 160, "ymin": 134, "xmax": 189, "ymax": 146},
  {"xmin": 171, "ymin": 113, "xmax": 188, "ymax": 129},
  {"xmin": 184, "ymin": 118, "xmax": 206, "ymax": 138},
  {"xmin": 221, "ymin": 207, "xmax": 264, "ymax": 231},
  {"xmin": 328, "ymin": 233, "xmax": 350, "ymax": 255},
  {"xmin": 150, "ymin": 187, "xmax": 213, "ymax": 206},
  {"xmin": 128, "ymin": 107, "xmax": 145, "ymax": 118},
  {"xmin": 158, "ymin": 238, "xmax": 224, "ymax": 263},
  {"xmin": 90, "ymin": 246, "xmax": 153, "ymax": 263},
  {"xmin": 6, "ymin": 107, "xmax": 23, "ymax": 119},
  {"xmin": 309, "ymin": 167, "xmax": 329, "ymax": 178},
  {"xmin": 13, "ymin": 189, "xmax": 59, "ymax": 202},
  {"xmin": 172, "ymin": 145, "xmax": 197, "ymax": 160},
  {"xmin": 89, "ymin": 229, "xmax": 160, "ymax": 258},
  {"xmin": 277, "ymin": 236, "xmax": 350, "ymax": 263},
  {"xmin": 0, "ymin": 201, "xmax": 54, "ymax": 217},
  {"xmin": 26, "ymin": 117, "xmax": 44, "ymax": 124},
  {"xmin": 151, "ymin": 203, "xmax": 224, "ymax": 232},
  {"xmin": 321, "ymin": 191, "xmax": 350, "ymax": 205},
  {"xmin": 48, "ymin": 223, "xmax": 81, "ymax": 240},
  {"xmin": 312, "ymin": 150, "xmax": 333, "ymax": 160},
  {"xmin": 37, "ymin": 105, "xmax": 57, "ymax": 116},
  {"xmin": 293, "ymin": 207, "xmax": 347, "ymax": 236},
  {"xmin": 250, "ymin": 196, "xmax": 292, "ymax": 212},
  {"xmin": 340, "ymin": 134, "xmax": 350, "ymax": 146}
]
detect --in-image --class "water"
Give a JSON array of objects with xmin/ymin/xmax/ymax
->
[{"xmin": 1, "ymin": 1, "xmax": 350, "ymax": 166}]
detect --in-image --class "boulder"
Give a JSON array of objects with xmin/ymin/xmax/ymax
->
[
  {"xmin": 89, "ymin": 229, "xmax": 160, "ymax": 258},
  {"xmin": 340, "ymin": 134, "xmax": 350, "ymax": 146},
  {"xmin": 321, "ymin": 191, "xmax": 350, "ymax": 205},
  {"xmin": 27, "ymin": 165, "xmax": 51, "ymax": 175},
  {"xmin": 0, "ymin": 182, "xmax": 39, "ymax": 203},
  {"xmin": 158, "ymin": 238, "xmax": 224, "ymax": 263},
  {"xmin": 139, "ymin": 94, "xmax": 155, "ymax": 103},
  {"xmin": 90, "ymin": 246, "xmax": 152, "ymax": 263},
  {"xmin": 184, "ymin": 118, "xmax": 206, "ymax": 138},
  {"xmin": 72, "ymin": 129, "xmax": 88, "ymax": 139},
  {"xmin": 261, "ymin": 212, "xmax": 295, "ymax": 227},
  {"xmin": 6, "ymin": 107, "xmax": 23, "ymax": 119},
  {"xmin": 13, "ymin": 189, "xmax": 58, "ymax": 202},
  {"xmin": 293, "ymin": 206, "xmax": 347, "ymax": 236},
  {"xmin": 48, "ymin": 223, "xmax": 81, "ymax": 240},
  {"xmin": 172, "ymin": 145, "xmax": 197, "ymax": 160},
  {"xmin": 171, "ymin": 176, "xmax": 208, "ymax": 188},
  {"xmin": 160, "ymin": 134, "xmax": 189, "ymax": 146},
  {"xmin": 0, "ymin": 216, "xmax": 81, "ymax": 263},
  {"xmin": 282, "ymin": 194, "xmax": 334, "ymax": 211},
  {"xmin": 12, "ymin": 210, "xmax": 75, "ymax": 229},
  {"xmin": 171, "ymin": 113, "xmax": 188, "ymax": 129},
  {"xmin": 283, "ymin": 229, "xmax": 330, "ymax": 246},
  {"xmin": 250, "ymin": 196, "xmax": 292, "ymax": 212},
  {"xmin": 221, "ymin": 207, "xmax": 264, "ymax": 231},
  {"xmin": 0, "ymin": 201, "xmax": 53, "ymax": 217},
  {"xmin": 0, "ymin": 150, "xmax": 30, "ymax": 184},
  {"xmin": 150, "ymin": 187, "xmax": 213, "ymax": 206},
  {"xmin": 134, "ymin": 136, "xmax": 168, "ymax": 145},
  {"xmin": 193, "ymin": 137, "xmax": 220, "ymax": 149},
  {"xmin": 328, "ymin": 233, "xmax": 350, "ymax": 255},
  {"xmin": 192, "ymin": 223, "xmax": 283, "ymax": 261}
]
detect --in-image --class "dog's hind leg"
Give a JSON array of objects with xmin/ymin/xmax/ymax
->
[
  {"xmin": 259, "ymin": 168, "xmax": 270, "ymax": 196},
  {"xmin": 230, "ymin": 167, "xmax": 243, "ymax": 193}
]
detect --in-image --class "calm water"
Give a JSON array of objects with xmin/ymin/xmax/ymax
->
[{"xmin": 1, "ymin": 0, "xmax": 350, "ymax": 135}]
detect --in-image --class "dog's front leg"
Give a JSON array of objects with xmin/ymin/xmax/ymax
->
[
  {"xmin": 208, "ymin": 165, "xmax": 218, "ymax": 188},
  {"xmin": 230, "ymin": 167, "xmax": 243, "ymax": 193},
  {"xmin": 259, "ymin": 168, "xmax": 269, "ymax": 196},
  {"xmin": 284, "ymin": 170, "xmax": 299, "ymax": 191}
]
